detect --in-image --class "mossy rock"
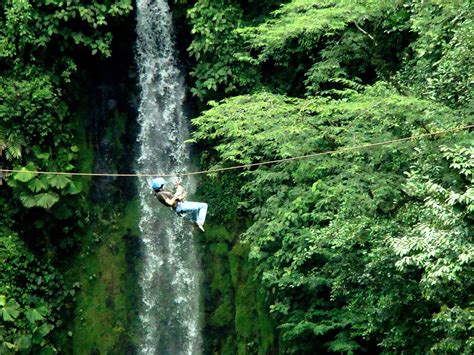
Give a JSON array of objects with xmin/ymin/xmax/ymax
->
[
  {"xmin": 209, "ymin": 242, "xmax": 229, "ymax": 256},
  {"xmin": 203, "ymin": 224, "xmax": 234, "ymax": 243},
  {"xmin": 209, "ymin": 261, "xmax": 232, "ymax": 294},
  {"xmin": 221, "ymin": 336, "xmax": 236, "ymax": 355},
  {"xmin": 210, "ymin": 297, "xmax": 234, "ymax": 327}
]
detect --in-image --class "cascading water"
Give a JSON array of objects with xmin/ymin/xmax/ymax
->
[{"xmin": 135, "ymin": 0, "xmax": 201, "ymax": 353}]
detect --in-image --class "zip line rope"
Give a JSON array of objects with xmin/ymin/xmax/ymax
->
[{"xmin": 0, "ymin": 124, "xmax": 472, "ymax": 178}]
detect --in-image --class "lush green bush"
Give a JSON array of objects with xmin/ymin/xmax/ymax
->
[
  {"xmin": 1, "ymin": 0, "xmax": 132, "ymax": 210},
  {"xmin": 191, "ymin": 83, "xmax": 472, "ymax": 352},
  {"xmin": 0, "ymin": 0, "xmax": 132, "ymax": 352},
  {"xmin": 0, "ymin": 230, "xmax": 76, "ymax": 353},
  {"xmin": 397, "ymin": 0, "xmax": 474, "ymax": 108},
  {"xmin": 187, "ymin": 0, "xmax": 473, "ymax": 352}
]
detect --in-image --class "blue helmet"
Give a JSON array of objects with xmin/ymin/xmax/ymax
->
[{"xmin": 151, "ymin": 177, "xmax": 166, "ymax": 190}]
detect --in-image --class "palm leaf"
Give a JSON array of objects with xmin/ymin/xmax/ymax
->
[
  {"xmin": 20, "ymin": 192, "xmax": 59, "ymax": 209},
  {"xmin": 47, "ymin": 174, "xmax": 71, "ymax": 189},
  {"xmin": 0, "ymin": 128, "xmax": 26, "ymax": 160},
  {"xmin": 67, "ymin": 180, "xmax": 83, "ymax": 195},
  {"xmin": 25, "ymin": 308, "xmax": 45, "ymax": 323},
  {"xmin": 0, "ymin": 297, "xmax": 20, "ymax": 321},
  {"xmin": 13, "ymin": 165, "xmax": 38, "ymax": 182},
  {"xmin": 34, "ymin": 192, "xmax": 59, "ymax": 209},
  {"xmin": 14, "ymin": 335, "xmax": 31, "ymax": 350},
  {"xmin": 19, "ymin": 193, "xmax": 38, "ymax": 208},
  {"xmin": 28, "ymin": 176, "xmax": 49, "ymax": 192}
]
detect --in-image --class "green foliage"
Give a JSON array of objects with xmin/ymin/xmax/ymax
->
[
  {"xmin": 1, "ymin": 0, "xmax": 131, "ymax": 211},
  {"xmin": 0, "ymin": 229, "xmax": 73, "ymax": 354},
  {"xmin": 397, "ymin": 0, "xmax": 474, "ymax": 108},
  {"xmin": 0, "ymin": 0, "xmax": 133, "ymax": 352},
  {"xmin": 177, "ymin": 0, "xmax": 474, "ymax": 352},
  {"xmin": 19, "ymin": 191, "xmax": 60, "ymax": 209},
  {"xmin": 191, "ymin": 83, "xmax": 472, "ymax": 352},
  {"xmin": 187, "ymin": 0, "xmax": 412, "ymax": 99},
  {"xmin": 185, "ymin": 0, "xmax": 473, "ymax": 353},
  {"xmin": 200, "ymin": 172, "xmax": 242, "ymax": 220},
  {"xmin": 241, "ymin": 0, "xmax": 395, "ymax": 60},
  {"xmin": 0, "ymin": 294, "xmax": 55, "ymax": 354},
  {"xmin": 392, "ymin": 146, "xmax": 474, "ymax": 294},
  {"xmin": 199, "ymin": 222, "xmax": 276, "ymax": 354},
  {"xmin": 8, "ymin": 163, "xmax": 82, "ymax": 210},
  {"xmin": 0, "ymin": 0, "xmax": 129, "ymax": 213},
  {"xmin": 187, "ymin": 0, "xmax": 260, "ymax": 99},
  {"xmin": 0, "ymin": 73, "xmax": 66, "ymax": 145},
  {"xmin": 1, "ymin": 0, "xmax": 132, "ymax": 62},
  {"xmin": 0, "ymin": 71, "xmax": 84, "ymax": 210},
  {"xmin": 0, "ymin": 127, "xmax": 26, "ymax": 161},
  {"xmin": 0, "ymin": 296, "xmax": 21, "ymax": 322}
]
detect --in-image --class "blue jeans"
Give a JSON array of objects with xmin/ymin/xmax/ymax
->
[{"xmin": 175, "ymin": 201, "xmax": 208, "ymax": 224}]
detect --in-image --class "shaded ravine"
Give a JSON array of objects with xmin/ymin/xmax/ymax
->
[{"xmin": 135, "ymin": 0, "xmax": 201, "ymax": 353}]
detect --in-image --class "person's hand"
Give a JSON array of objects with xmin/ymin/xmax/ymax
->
[{"xmin": 174, "ymin": 182, "xmax": 187, "ymax": 201}]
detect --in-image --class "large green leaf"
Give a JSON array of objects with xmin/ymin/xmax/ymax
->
[
  {"xmin": 34, "ymin": 193, "xmax": 60, "ymax": 209},
  {"xmin": 37, "ymin": 323, "xmax": 53, "ymax": 337},
  {"xmin": 13, "ymin": 167, "xmax": 38, "ymax": 182},
  {"xmin": 25, "ymin": 308, "xmax": 45, "ymax": 323},
  {"xmin": 19, "ymin": 193, "xmax": 37, "ymax": 208},
  {"xmin": 36, "ymin": 305, "xmax": 49, "ymax": 317},
  {"xmin": 20, "ymin": 192, "xmax": 60, "ymax": 209},
  {"xmin": 46, "ymin": 174, "xmax": 71, "ymax": 189},
  {"xmin": 14, "ymin": 335, "xmax": 31, "ymax": 350},
  {"xmin": 0, "ymin": 297, "xmax": 20, "ymax": 321},
  {"xmin": 67, "ymin": 180, "xmax": 83, "ymax": 195},
  {"xmin": 28, "ymin": 176, "xmax": 49, "ymax": 193}
]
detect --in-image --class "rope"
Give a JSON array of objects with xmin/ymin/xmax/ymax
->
[{"xmin": 0, "ymin": 124, "xmax": 472, "ymax": 178}]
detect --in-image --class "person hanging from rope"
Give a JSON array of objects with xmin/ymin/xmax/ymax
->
[{"xmin": 150, "ymin": 177, "xmax": 208, "ymax": 232}]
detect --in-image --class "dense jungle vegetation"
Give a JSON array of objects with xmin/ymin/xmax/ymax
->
[
  {"xmin": 1, "ymin": 0, "xmax": 473, "ymax": 354},
  {"xmin": 187, "ymin": 0, "xmax": 473, "ymax": 353},
  {"xmin": 0, "ymin": 0, "xmax": 138, "ymax": 353}
]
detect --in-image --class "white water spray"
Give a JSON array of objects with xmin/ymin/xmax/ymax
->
[{"xmin": 135, "ymin": 0, "xmax": 201, "ymax": 353}]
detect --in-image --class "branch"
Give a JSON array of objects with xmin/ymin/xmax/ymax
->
[
  {"xmin": 352, "ymin": 21, "xmax": 408, "ymax": 96},
  {"xmin": 353, "ymin": 21, "xmax": 377, "ymax": 45}
]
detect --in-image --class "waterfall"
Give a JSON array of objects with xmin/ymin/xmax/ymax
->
[{"xmin": 135, "ymin": 0, "xmax": 201, "ymax": 353}]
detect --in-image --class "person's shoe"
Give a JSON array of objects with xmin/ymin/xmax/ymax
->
[{"xmin": 195, "ymin": 221, "xmax": 205, "ymax": 232}]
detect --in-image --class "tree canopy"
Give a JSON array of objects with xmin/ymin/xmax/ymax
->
[{"xmin": 187, "ymin": 0, "xmax": 473, "ymax": 353}]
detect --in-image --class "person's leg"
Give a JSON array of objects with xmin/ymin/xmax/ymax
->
[
  {"xmin": 175, "ymin": 201, "xmax": 207, "ymax": 224},
  {"xmin": 196, "ymin": 203, "xmax": 208, "ymax": 225}
]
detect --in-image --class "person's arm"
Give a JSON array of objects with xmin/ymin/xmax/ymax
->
[
  {"xmin": 155, "ymin": 190, "xmax": 179, "ymax": 206},
  {"xmin": 162, "ymin": 194, "xmax": 179, "ymax": 206},
  {"xmin": 174, "ymin": 182, "xmax": 187, "ymax": 201}
]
